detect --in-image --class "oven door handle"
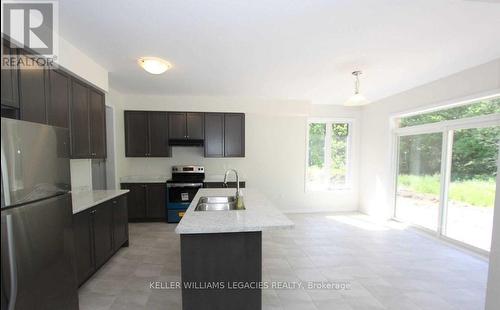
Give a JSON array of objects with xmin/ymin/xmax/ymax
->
[{"xmin": 166, "ymin": 183, "xmax": 204, "ymax": 188}]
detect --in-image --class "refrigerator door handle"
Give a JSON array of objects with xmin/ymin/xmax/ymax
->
[{"xmin": 5, "ymin": 214, "xmax": 18, "ymax": 310}]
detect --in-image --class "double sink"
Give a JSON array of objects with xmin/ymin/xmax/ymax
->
[{"xmin": 194, "ymin": 196, "xmax": 245, "ymax": 211}]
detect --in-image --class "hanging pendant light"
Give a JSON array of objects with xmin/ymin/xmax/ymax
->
[{"xmin": 344, "ymin": 70, "xmax": 369, "ymax": 106}]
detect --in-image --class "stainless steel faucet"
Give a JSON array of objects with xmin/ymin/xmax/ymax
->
[{"xmin": 223, "ymin": 169, "xmax": 241, "ymax": 198}]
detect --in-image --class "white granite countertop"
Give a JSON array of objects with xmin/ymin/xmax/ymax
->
[
  {"xmin": 72, "ymin": 190, "xmax": 129, "ymax": 214},
  {"xmin": 120, "ymin": 175, "xmax": 169, "ymax": 183},
  {"xmin": 175, "ymin": 188, "xmax": 294, "ymax": 234}
]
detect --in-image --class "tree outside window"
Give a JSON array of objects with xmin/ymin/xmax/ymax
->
[{"xmin": 306, "ymin": 120, "xmax": 351, "ymax": 191}]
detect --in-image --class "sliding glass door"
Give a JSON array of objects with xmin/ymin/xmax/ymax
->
[
  {"xmin": 444, "ymin": 126, "xmax": 499, "ymax": 251},
  {"xmin": 394, "ymin": 125, "xmax": 499, "ymax": 251},
  {"xmin": 395, "ymin": 133, "xmax": 443, "ymax": 231},
  {"xmin": 393, "ymin": 98, "xmax": 499, "ymax": 252}
]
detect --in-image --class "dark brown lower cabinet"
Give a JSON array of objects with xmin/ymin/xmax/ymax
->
[
  {"xmin": 113, "ymin": 196, "xmax": 129, "ymax": 251},
  {"xmin": 73, "ymin": 208, "xmax": 94, "ymax": 285},
  {"xmin": 121, "ymin": 183, "xmax": 166, "ymax": 221},
  {"xmin": 73, "ymin": 194, "xmax": 129, "ymax": 286},
  {"xmin": 93, "ymin": 201, "xmax": 114, "ymax": 268},
  {"xmin": 147, "ymin": 183, "xmax": 167, "ymax": 219},
  {"xmin": 121, "ymin": 183, "xmax": 147, "ymax": 219}
]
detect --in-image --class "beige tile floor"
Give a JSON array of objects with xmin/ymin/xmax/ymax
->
[{"xmin": 79, "ymin": 213, "xmax": 488, "ymax": 310}]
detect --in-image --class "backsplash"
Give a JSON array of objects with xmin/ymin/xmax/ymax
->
[{"xmin": 70, "ymin": 159, "xmax": 93, "ymax": 191}]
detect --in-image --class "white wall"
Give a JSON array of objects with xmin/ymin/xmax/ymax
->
[
  {"xmin": 108, "ymin": 90, "xmax": 361, "ymax": 212},
  {"xmin": 486, "ymin": 154, "xmax": 500, "ymax": 309},
  {"xmin": 70, "ymin": 159, "xmax": 92, "ymax": 191},
  {"xmin": 359, "ymin": 58, "xmax": 500, "ymax": 218},
  {"xmin": 57, "ymin": 36, "xmax": 109, "ymax": 92}
]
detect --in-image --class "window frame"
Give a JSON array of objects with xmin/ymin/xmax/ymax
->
[
  {"xmin": 305, "ymin": 117, "xmax": 354, "ymax": 192},
  {"xmin": 390, "ymin": 94, "xmax": 500, "ymax": 255}
]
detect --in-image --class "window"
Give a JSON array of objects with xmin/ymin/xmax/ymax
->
[
  {"xmin": 398, "ymin": 97, "xmax": 500, "ymax": 128},
  {"xmin": 393, "ymin": 96, "xmax": 500, "ymax": 252},
  {"xmin": 306, "ymin": 119, "xmax": 352, "ymax": 191}
]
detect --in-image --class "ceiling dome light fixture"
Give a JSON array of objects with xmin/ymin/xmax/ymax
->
[
  {"xmin": 344, "ymin": 70, "xmax": 369, "ymax": 106},
  {"xmin": 138, "ymin": 57, "xmax": 172, "ymax": 74}
]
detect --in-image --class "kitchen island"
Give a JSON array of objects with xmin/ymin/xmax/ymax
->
[{"xmin": 175, "ymin": 188, "xmax": 293, "ymax": 310}]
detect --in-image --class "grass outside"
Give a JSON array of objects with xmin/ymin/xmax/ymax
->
[{"xmin": 398, "ymin": 174, "xmax": 496, "ymax": 208}]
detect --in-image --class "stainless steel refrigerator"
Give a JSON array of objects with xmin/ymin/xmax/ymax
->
[{"xmin": 1, "ymin": 118, "xmax": 79, "ymax": 310}]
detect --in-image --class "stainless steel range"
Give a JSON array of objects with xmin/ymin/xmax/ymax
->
[{"xmin": 166, "ymin": 166, "xmax": 205, "ymax": 223}]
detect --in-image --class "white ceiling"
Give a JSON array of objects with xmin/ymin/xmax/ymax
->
[{"xmin": 59, "ymin": 0, "xmax": 500, "ymax": 104}]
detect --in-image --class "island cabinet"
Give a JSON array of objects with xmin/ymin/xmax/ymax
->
[
  {"xmin": 168, "ymin": 112, "xmax": 204, "ymax": 142},
  {"xmin": 120, "ymin": 183, "xmax": 166, "ymax": 221},
  {"xmin": 180, "ymin": 232, "xmax": 262, "ymax": 310},
  {"xmin": 176, "ymin": 188, "xmax": 294, "ymax": 310},
  {"xmin": 204, "ymin": 113, "xmax": 245, "ymax": 157},
  {"xmin": 124, "ymin": 111, "xmax": 171, "ymax": 157},
  {"xmin": 73, "ymin": 195, "xmax": 129, "ymax": 286},
  {"xmin": 70, "ymin": 80, "xmax": 106, "ymax": 159}
]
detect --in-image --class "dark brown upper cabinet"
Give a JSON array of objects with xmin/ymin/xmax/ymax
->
[
  {"xmin": 18, "ymin": 51, "xmax": 49, "ymax": 124},
  {"xmin": 125, "ymin": 111, "xmax": 148, "ymax": 156},
  {"xmin": 148, "ymin": 111, "xmax": 170, "ymax": 156},
  {"xmin": 89, "ymin": 89, "xmax": 106, "ymax": 158},
  {"xmin": 70, "ymin": 80, "xmax": 106, "ymax": 159},
  {"xmin": 1, "ymin": 39, "xmax": 19, "ymax": 109},
  {"xmin": 71, "ymin": 80, "xmax": 91, "ymax": 158},
  {"xmin": 186, "ymin": 112, "xmax": 204, "ymax": 139},
  {"xmin": 125, "ymin": 111, "xmax": 170, "ymax": 157},
  {"xmin": 168, "ymin": 112, "xmax": 186, "ymax": 140},
  {"xmin": 224, "ymin": 113, "xmax": 245, "ymax": 157},
  {"xmin": 47, "ymin": 69, "xmax": 70, "ymax": 128},
  {"xmin": 204, "ymin": 113, "xmax": 224, "ymax": 157},
  {"xmin": 1, "ymin": 38, "xmax": 106, "ymax": 158},
  {"xmin": 204, "ymin": 113, "xmax": 245, "ymax": 157},
  {"xmin": 168, "ymin": 112, "xmax": 204, "ymax": 144}
]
